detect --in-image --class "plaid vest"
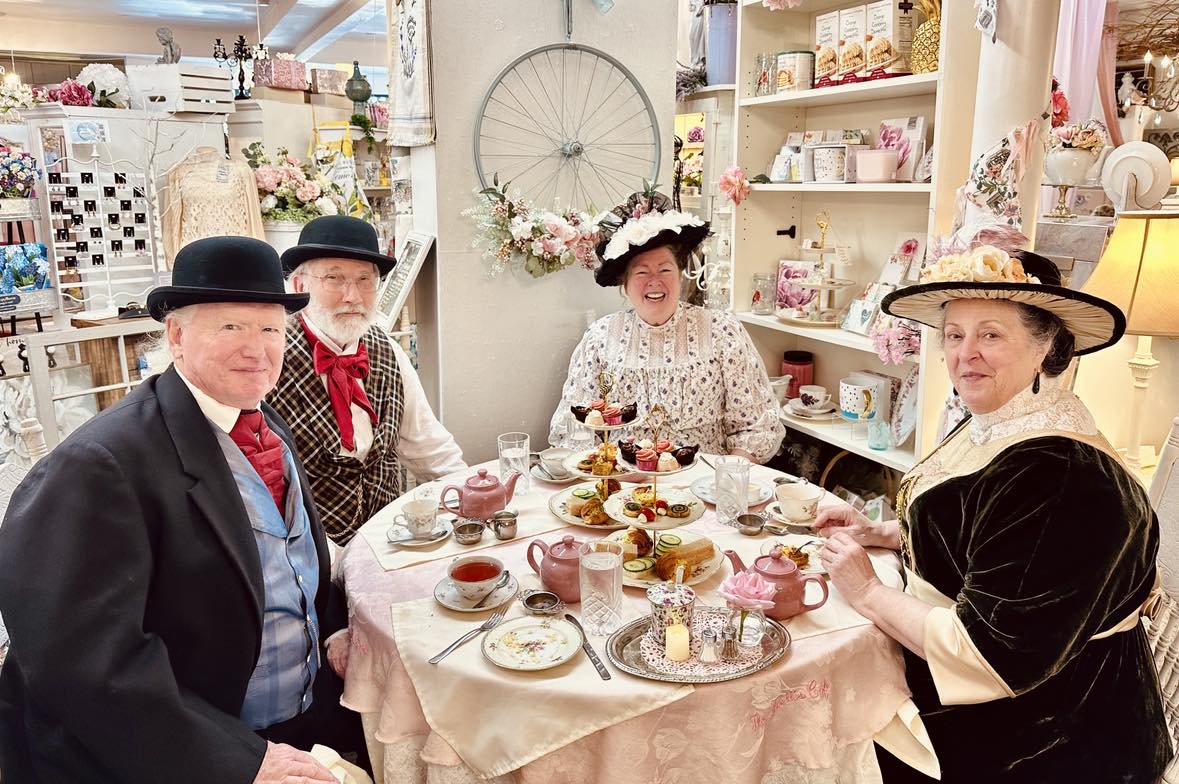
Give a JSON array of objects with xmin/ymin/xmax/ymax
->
[{"xmin": 268, "ymin": 322, "xmax": 405, "ymax": 544}]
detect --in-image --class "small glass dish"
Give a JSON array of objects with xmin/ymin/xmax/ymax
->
[{"xmin": 521, "ymin": 589, "xmax": 565, "ymax": 616}]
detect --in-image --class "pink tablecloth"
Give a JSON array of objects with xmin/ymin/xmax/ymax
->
[{"xmin": 338, "ymin": 462, "xmax": 911, "ymax": 783}]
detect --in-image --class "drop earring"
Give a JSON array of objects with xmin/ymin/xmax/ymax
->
[
  {"xmin": 1032, "ymin": 371, "xmax": 1041, "ymax": 395},
  {"xmin": 952, "ymin": 387, "xmax": 958, "ymax": 397}
]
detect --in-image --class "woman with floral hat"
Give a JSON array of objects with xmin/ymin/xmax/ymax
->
[
  {"xmin": 816, "ymin": 246, "xmax": 1168, "ymax": 782},
  {"xmin": 548, "ymin": 191, "xmax": 784, "ymax": 462}
]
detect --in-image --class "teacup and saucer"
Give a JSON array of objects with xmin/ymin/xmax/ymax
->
[
  {"xmin": 387, "ymin": 499, "xmax": 452, "ymax": 546},
  {"xmin": 765, "ymin": 482, "xmax": 825, "ymax": 528},
  {"xmin": 434, "ymin": 556, "xmax": 518, "ymax": 612}
]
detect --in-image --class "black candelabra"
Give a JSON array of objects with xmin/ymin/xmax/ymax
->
[{"xmin": 213, "ymin": 35, "xmax": 253, "ymax": 99}]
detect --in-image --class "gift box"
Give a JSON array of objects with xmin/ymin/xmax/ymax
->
[
  {"xmin": 367, "ymin": 101, "xmax": 390, "ymax": 129},
  {"xmin": 310, "ymin": 68, "xmax": 348, "ymax": 96},
  {"xmin": 253, "ymin": 56, "xmax": 308, "ymax": 91}
]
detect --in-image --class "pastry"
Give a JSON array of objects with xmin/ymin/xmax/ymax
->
[
  {"xmin": 673, "ymin": 445, "xmax": 699, "ymax": 466},
  {"xmin": 580, "ymin": 497, "xmax": 610, "ymax": 526},
  {"xmin": 603, "ymin": 405, "xmax": 622, "ymax": 425},
  {"xmin": 595, "ymin": 477, "xmax": 621, "ymax": 499},
  {"xmin": 654, "ymin": 439, "xmax": 673, "ymax": 453},
  {"xmin": 635, "ymin": 448, "xmax": 659, "ymax": 472},
  {"xmin": 778, "ymin": 545, "xmax": 811, "ymax": 571},
  {"xmin": 622, "ymin": 526, "xmax": 653, "ymax": 557},
  {"xmin": 666, "ymin": 503, "xmax": 691, "ymax": 519},
  {"xmin": 569, "ymin": 405, "xmax": 590, "ymax": 423},
  {"xmin": 654, "ymin": 538, "xmax": 715, "ymax": 581},
  {"xmin": 591, "ymin": 459, "xmax": 615, "ymax": 477},
  {"xmin": 567, "ymin": 487, "xmax": 596, "ymax": 516},
  {"xmin": 618, "ymin": 438, "xmax": 639, "ymax": 464},
  {"xmin": 590, "ymin": 399, "xmax": 606, "ymax": 411},
  {"xmin": 585, "ymin": 409, "xmax": 605, "ymax": 426},
  {"xmin": 631, "ymin": 485, "xmax": 656, "ymax": 507},
  {"xmin": 620, "ymin": 403, "xmax": 638, "ymax": 423},
  {"xmin": 637, "ymin": 438, "xmax": 654, "ymax": 449},
  {"xmin": 577, "ymin": 457, "xmax": 595, "ymax": 472},
  {"xmin": 623, "ymin": 501, "xmax": 642, "ymax": 518},
  {"xmin": 656, "ymin": 453, "xmax": 679, "ymax": 472}
]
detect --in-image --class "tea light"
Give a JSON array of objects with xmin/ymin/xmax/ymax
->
[{"xmin": 665, "ymin": 623, "xmax": 690, "ymax": 662}]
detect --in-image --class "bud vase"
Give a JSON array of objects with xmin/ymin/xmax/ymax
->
[{"xmin": 727, "ymin": 604, "xmax": 766, "ymax": 647}]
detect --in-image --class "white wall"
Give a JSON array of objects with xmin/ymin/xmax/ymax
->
[
  {"xmin": 4, "ymin": 15, "xmax": 242, "ymax": 62},
  {"xmin": 415, "ymin": 0, "xmax": 677, "ymax": 463}
]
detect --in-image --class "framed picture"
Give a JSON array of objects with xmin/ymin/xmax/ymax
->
[
  {"xmin": 841, "ymin": 297, "xmax": 880, "ymax": 335},
  {"xmin": 373, "ymin": 231, "xmax": 434, "ymax": 334}
]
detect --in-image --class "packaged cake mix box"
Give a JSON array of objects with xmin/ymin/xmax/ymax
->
[
  {"xmin": 837, "ymin": 5, "xmax": 867, "ymax": 83},
  {"xmin": 813, "ymin": 11, "xmax": 840, "ymax": 86},
  {"xmin": 865, "ymin": 0, "xmax": 915, "ymax": 76}
]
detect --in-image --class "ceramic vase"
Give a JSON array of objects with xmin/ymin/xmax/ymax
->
[
  {"xmin": 262, "ymin": 221, "xmax": 305, "ymax": 256},
  {"xmin": 1043, "ymin": 149, "xmax": 1098, "ymax": 186}
]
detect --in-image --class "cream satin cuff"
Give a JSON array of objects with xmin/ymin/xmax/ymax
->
[
  {"xmin": 874, "ymin": 698, "xmax": 941, "ymax": 780},
  {"xmin": 924, "ymin": 606, "xmax": 1015, "ymax": 705}
]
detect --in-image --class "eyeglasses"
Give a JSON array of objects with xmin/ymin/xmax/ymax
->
[{"xmin": 305, "ymin": 273, "xmax": 380, "ymax": 293}]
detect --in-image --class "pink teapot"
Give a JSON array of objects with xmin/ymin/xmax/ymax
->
[
  {"xmin": 441, "ymin": 468, "xmax": 520, "ymax": 521},
  {"xmin": 527, "ymin": 534, "xmax": 584, "ymax": 603},
  {"xmin": 724, "ymin": 548, "xmax": 828, "ymax": 621}
]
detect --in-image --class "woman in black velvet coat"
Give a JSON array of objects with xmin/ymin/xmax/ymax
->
[{"xmin": 816, "ymin": 249, "xmax": 1170, "ymax": 783}]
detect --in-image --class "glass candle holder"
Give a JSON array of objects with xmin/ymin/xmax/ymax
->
[{"xmin": 750, "ymin": 273, "xmax": 775, "ymax": 315}]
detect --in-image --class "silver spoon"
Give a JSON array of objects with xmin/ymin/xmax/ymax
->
[{"xmin": 471, "ymin": 570, "xmax": 512, "ymax": 609}]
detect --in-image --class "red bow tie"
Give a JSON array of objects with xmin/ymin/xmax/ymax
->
[
  {"xmin": 301, "ymin": 318, "xmax": 378, "ymax": 451},
  {"xmin": 229, "ymin": 410, "xmax": 287, "ymax": 512}
]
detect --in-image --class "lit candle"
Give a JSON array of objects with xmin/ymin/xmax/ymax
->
[{"xmin": 665, "ymin": 623, "xmax": 690, "ymax": 662}]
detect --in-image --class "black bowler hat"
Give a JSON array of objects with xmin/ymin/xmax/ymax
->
[
  {"xmin": 147, "ymin": 236, "xmax": 310, "ymax": 321},
  {"xmin": 280, "ymin": 215, "xmax": 396, "ymax": 275}
]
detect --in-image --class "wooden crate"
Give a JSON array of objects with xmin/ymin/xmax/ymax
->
[{"xmin": 128, "ymin": 64, "xmax": 235, "ymax": 115}]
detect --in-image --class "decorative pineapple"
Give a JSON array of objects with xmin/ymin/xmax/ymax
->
[{"xmin": 911, "ymin": 0, "xmax": 941, "ymax": 74}]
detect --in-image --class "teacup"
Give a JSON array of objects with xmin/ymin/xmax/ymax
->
[
  {"xmin": 774, "ymin": 482, "xmax": 824, "ymax": 524},
  {"xmin": 798, "ymin": 385, "xmax": 831, "ymax": 410},
  {"xmin": 394, "ymin": 498, "xmax": 438, "ymax": 539},
  {"xmin": 538, "ymin": 447, "xmax": 572, "ymax": 478},
  {"xmin": 448, "ymin": 555, "xmax": 504, "ymax": 601}
]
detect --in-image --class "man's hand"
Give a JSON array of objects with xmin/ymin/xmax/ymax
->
[
  {"xmin": 326, "ymin": 631, "xmax": 350, "ymax": 679},
  {"xmin": 253, "ymin": 741, "xmax": 337, "ymax": 783}
]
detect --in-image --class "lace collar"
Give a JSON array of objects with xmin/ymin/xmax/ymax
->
[
  {"xmin": 968, "ymin": 376, "xmax": 1098, "ymax": 445},
  {"xmin": 632, "ymin": 301, "xmax": 685, "ymax": 333}
]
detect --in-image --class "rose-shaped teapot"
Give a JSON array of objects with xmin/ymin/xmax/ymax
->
[
  {"xmin": 440, "ymin": 468, "xmax": 520, "ymax": 521},
  {"xmin": 526, "ymin": 534, "xmax": 585, "ymax": 603},
  {"xmin": 723, "ymin": 548, "xmax": 828, "ymax": 620}
]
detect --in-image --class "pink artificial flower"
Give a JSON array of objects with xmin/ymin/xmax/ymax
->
[
  {"xmin": 718, "ymin": 570, "xmax": 778, "ymax": 611},
  {"xmin": 718, "ymin": 165, "xmax": 751, "ymax": 206},
  {"xmin": 30, "ymin": 86, "xmax": 51, "ymax": 103},
  {"xmin": 1051, "ymin": 90, "xmax": 1070, "ymax": 128},
  {"xmin": 295, "ymin": 181, "xmax": 321, "ymax": 203},
  {"xmin": 1054, "ymin": 125, "xmax": 1075, "ymax": 145},
  {"xmin": 899, "ymin": 238, "xmax": 919, "ymax": 258},
  {"xmin": 57, "ymin": 79, "xmax": 93, "ymax": 107},
  {"xmin": 254, "ymin": 166, "xmax": 282, "ymax": 193}
]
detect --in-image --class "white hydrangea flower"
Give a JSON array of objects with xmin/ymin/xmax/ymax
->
[
  {"xmin": 314, "ymin": 196, "xmax": 338, "ymax": 216},
  {"xmin": 260, "ymin": 194, "xmax": 278, "ymax": 212}
]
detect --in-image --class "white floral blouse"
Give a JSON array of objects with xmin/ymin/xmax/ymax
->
[{"xmin": 548, "ymin": 303, "xmax": 785, "ymax": 463}]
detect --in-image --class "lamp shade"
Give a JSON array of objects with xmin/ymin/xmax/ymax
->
[{"xmin": 1082, "ymin": 210, "xmax": 1179, "ymax": 337}]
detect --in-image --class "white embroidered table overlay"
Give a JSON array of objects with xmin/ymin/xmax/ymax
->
[{"xmin": 339, "ymin": 461, "xmax": 911, "ymax": 782}]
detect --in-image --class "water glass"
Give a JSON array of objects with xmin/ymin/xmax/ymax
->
[
  {"xmin": 868, "ymin": 419, "xmax": 892, "ymax": 451},
  {"xmin": 579, "ymin": 540, "xmax": 624, "ymax": 636},
  {"xmin": 568, "ymin": 417, "xmax": 595, "ymax": 454},
  {"xmin": 497, "ymin": 432, "xmax": 531, "ymax": 494},
  {"xmin": 714, "ymin": 455, "xmax": 750, "ymax": 526}
]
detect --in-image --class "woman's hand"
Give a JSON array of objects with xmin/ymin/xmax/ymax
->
[
  {"xmin": 326, "ymin": 631, "xmax": 350, "ymax": 679},
  {"xmin": 821, "ymin": 532, "xmax": 883, "ymax": 611},
  {"xmin": 253, "ymin": 742, "xmax": 337, "ymax": 783},
  {"xmin": 814, "ymin": 504, "xmax": 899, "ymax": 550}
]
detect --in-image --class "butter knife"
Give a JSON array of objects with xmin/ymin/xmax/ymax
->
[{"xmin": 564, "ymin": 613, "xmax": 612, "ymax": 680}]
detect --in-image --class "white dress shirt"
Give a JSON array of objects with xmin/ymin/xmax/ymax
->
[{"xmin": 301, "ymin": 316, "xmax": 467, "ymax": 481}]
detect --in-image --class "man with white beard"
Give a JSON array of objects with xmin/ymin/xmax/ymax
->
[{"xmin": 269, "ymin": 216, "xmax": 465, "ymax": 547}]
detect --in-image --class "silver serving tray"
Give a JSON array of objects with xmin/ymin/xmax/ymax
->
[{"xmin": 605, "ymin": 606, "xmax": 792, "ymax": 684}]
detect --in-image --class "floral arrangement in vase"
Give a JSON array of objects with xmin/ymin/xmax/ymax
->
[
  {"xmin": 681, "ymin": 154, "xmax": 703, "ymax": 189},
  {"xmin": 1048, "ymin": 119, "xmax": 1107, "ymax": 153},
  {"xmin": 870, "ymin": 315, "xmax": 922, "ymax": 365},
  {"xmin": 1050, "ymin": 76, "xmax": 1069, "ymax": 128},
  {"xmin": 0, "ymin": 147, "xmax": 41, "ymax": 199},
  {"xmin": 463, "ymin": 175, "xmax": 604, "ymax": 279},
  {"xmin": 718, "ymin": 165, "xmax": 751, "ymax": 206},
  {"xmin": 718, "ymin": 570, "xmax": 777, "ymax": 645},
  {"xmin": 0, "ymin": 80, "xmax": 44, "ymax": 120},
  {"xmin": 242, "ymin": 142, "xmax": 346, "ymax": 224}
]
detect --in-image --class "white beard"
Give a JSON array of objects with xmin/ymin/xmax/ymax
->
[{"xmin": 304, "ymin": 299, "xmax": 375, "ymax": 348}]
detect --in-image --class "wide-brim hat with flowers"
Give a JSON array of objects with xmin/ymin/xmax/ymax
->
[
  {"xmin": 593, "ymin": 190, "xmax": 710, "ymax": 287},
  {"xmin": 881, "ymin": 246, "xmax": 1125, "ymax": 355}
]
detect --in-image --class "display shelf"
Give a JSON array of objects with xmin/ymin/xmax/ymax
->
[
  {"xmin": 750, "ymin": 182, "xmax": 934, "ymax": 194},
  {"xmin": 685, "ymin": 83, "xmax": 737, "ymax": 97},
  {"xmin": 778, "ymin": 410, "xmax": 917, "ymax": 472},
  {"xmin": 737, "ymin": 312, "xmax": 915, "ymax": 362},
  {"xmin": 739, "ymin": 72, "xmax": 939, "ymax": 109}
]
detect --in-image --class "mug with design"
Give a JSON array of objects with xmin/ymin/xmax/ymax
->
[{"xmin": 839, "ymin": 379, "xmax": 877, "ymax": 420}]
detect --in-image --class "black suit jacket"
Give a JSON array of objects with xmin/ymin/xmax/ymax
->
[{"xmin": 0, "ymin": 367, "xmax": 345, "ymax": 783}]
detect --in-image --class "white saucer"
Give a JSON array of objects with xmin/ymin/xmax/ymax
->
[
  {"xmin": 765, "ymin": 501, "xmax": 816, "ymax": 528},
  {"xmin": 786, "ymin": 399, "xmax": 837, "ymax": 417},
  {"xmin": 387, "ymin": 518, "xmax": 453, "ymax": 547},
  {"xmin": 530, "ymin": 464, "xmax": 578, "ymax": 484},
  {"xmin": 434, "ymin": 573, "xmax": 519, "ymax": 612},
  {"xmin": 689, "ymin": 477, "xmax": 773, "ymax": 506}
]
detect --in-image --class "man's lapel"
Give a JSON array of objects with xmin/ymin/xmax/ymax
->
[{"xmin": 156, "ymin": 367, "xmax": 264, "ymax": 633}]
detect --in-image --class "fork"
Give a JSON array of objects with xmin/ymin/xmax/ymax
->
[{"xmin": 428, "ymin": 609, "xmax": 506, "ymax": 664}]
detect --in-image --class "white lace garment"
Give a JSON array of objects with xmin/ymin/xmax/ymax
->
[{"xmin": 548, "ymin": 303, "xmax": 785, "ymax": 463}]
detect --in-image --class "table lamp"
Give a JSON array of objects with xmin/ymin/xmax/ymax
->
[{"xmin": 1082, "ymin": 210, "xmax": 1179, "ymax": 468}]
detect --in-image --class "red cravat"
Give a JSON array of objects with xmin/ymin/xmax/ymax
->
[
  {"xmin": 301, "ymin": 317, "xmax": 378, "ymax": 452},
  {"xmin": 230, "ymin": 410, "xmax": 288, "ymax": 512}
]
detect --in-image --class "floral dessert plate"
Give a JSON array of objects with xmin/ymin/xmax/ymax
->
[
  {"xmin": 760, "ymin": 536, "xmax": 827, "ymax": 575},
  {"xmin": 604, "ymin": 528, "xmax": 724, "ymax": 587},
  {"xmin": 689, "ymin": 478, "xmax": 773, "ymax": 506},
  {"xmin": 481, "ymin": 616, "xmax": 582, "ymax": 671},
  {"xmin": 547, "ymin": 483, "xmax": 629, "ymax": 530},
  {"xmin": 602, "ymin": 486, "xmax": 702, "ymax": 529}
]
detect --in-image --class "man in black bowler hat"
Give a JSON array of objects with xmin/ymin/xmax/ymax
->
[{"xmin": 0, "ymin": 236, "xmax": 367, "ymax": 782}]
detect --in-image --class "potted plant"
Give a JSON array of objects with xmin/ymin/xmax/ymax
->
[
  {"xmin": 1045, "ymin": 119, "xmax": 1111, "ymax": 186},
  {"xmin": 0, "ymin": 147, "xmax": 41, "ymax": 218},
  {"xmin": 242, "ymin": 142, "xmax": 348, "ymax": 253}
]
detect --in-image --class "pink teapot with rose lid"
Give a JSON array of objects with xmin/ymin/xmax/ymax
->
[
  {"xmin": 440, "ymin": 468, "xmax": 520, "ymax": 521},
  {"xmin": 724, "ymin": 548, "xmax": 829, "ymax": 621},
  {"xmin": 527, "ymin": 534, "xmax": 585, "ymax": 603}
]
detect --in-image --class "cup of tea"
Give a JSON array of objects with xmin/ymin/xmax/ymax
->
[
  {"xmin": 798, "ymin": 385, "xmax": 831, "ymax": 409},
  {"xmin": 448, "ymin": 556, "xmax": 504, "ymax": 601},
  {"xmin": 394, "ymin": 498, "xmax": 437, "ymax": 539},
  {"xmin": 774, "ymin": 482, "xmax": 824, "ymax": 524}
]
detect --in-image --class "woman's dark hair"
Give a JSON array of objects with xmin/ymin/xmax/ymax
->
[{"xmin": 1015, "ymin": 303, "xmax": 1075, "ymax": 376}]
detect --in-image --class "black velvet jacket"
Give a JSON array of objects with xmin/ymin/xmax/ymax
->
[{"xmin": 899, "ymin": 427, "xmax": 1169, "ymax": 783}]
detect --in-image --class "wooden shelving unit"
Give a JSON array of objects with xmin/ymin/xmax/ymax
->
[{"xmin": 731, "ymin": 0, "xmax": 982, "ymax": 468}]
